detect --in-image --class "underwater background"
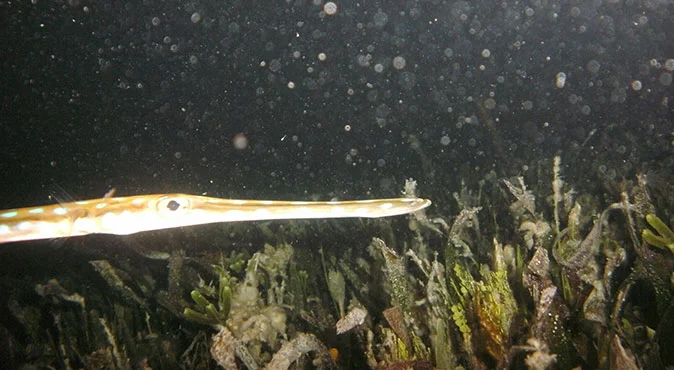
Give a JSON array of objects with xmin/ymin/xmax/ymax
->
[{"xmin": 0, "ymin": 0, "xmax": 673, "ymax": 369}]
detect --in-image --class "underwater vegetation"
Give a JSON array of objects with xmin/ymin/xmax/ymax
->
[{"xmin": 0, "ymin": 162, "xmax": 673, "ymax": 369}]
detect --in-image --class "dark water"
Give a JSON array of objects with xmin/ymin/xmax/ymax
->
[{"xmin": 0, "ymin": 1, "xmax": 673, "ymax": 369}]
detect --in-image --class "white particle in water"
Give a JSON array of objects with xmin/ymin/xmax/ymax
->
[
  {"xmin": 392, "ymin": 56, "xmax": 406, "ymax": 70},
  {"xmin": 665, "ymin": 59, "xmax": 674, "ymax": 72},
  {"xmin": 323, "ymin": 2, "xmax": 338, "ymax": 15},
  {"xmin": 555, "ymin": 72, "xmax": 567, "ymax": 88}
]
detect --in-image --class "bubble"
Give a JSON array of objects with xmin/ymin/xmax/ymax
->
[
  {"xmin": 468, "ymin": 138, "xmax": 477, "ymax": 147},
  {"xmin": 377, "ymin": 158, "xmax": 386, "ymax": 167},
  {"xmin": 440, "ymin": 135, "xmax": 451, "ymax": 146},
  {"xmin": 163, "ymin": 36, "xmax": 171, "ymax": 44},
  {"xmin": 232, "ymin": 133, "xmax": 248, "ymax": 150},
  {"xmin": 481, "ymin": 49, "xmax": 491, "ymax": 58},
  {"xmin": 522, "ymin": 100, "xmax": 533, "ymax": 110},
  {"xmin": 317, "ymin": 52, "xmax": 327, "ymax": 61},
  {"xmin": 373, "ymin": 11, "xmax": 388, "ymax": 28},
  {"xmin": 323, "ymin": 2, "xmax": 337, "ymax": 15},
  {"xmin": 356, "ymin": 54, "xmax": 370, "ymax": 67},
  {"xmin": 344, "ymin": 124, "xmax": 352, "ymax": 131},
  {"xmin": 287, "ymin": 81, "xmax": 295, "ymax": 89},
  {"xmin": 616, "ymin": 145, "xmax": 627, "ymax": 154},
  {"xmin": 586, "ymin": 59, "xmax": 601, "ymax": 74},
  {"xmin": 659, "ymin": 72, "xmax": 672, "ymax": 86},
  {"xmin": 555, "ymin": 72, "xmax": 567, "ymax": 88},
  {"xmin": 581, "ymin": 105, "xmax": 591, "ymax": 115},
  {"xmin": 189, "ymin": 55, "xmax": 198, "ymax": 64},
  {"xmin": 398, "ymin": 72, "xmax": 416, "ymax": 90},
  {"xmin": 374, "ymin": 63, "xmax": 384, "ymax": 73},
  {"xmin": 484, "ymin": 98, "xmax": 496, "ymax": 110},
  {"xmin": 525, "ymin": 7, "xmax": 534, "ymax": 16},
  {"xmin": 631, "ymin": 80, "xmax": 642, "ymax": 91},
  {"xmin": 392, "ymin": 56, "xmax": 406, "ymax": 70},
  {"xmin": 269, "ymin": 59, "xmax": 282, "ymax": 72},
  {"xmin": 534, "ymin": 133, "xmax": 545, "ymax": 144},
  {"xmin": 174, "ymin": 152, "xmax": 182, "ymax": 159},
  {"xmin": 151, "ymin": 17, "xmax": 161, "ymax": 26},
  {"xmin": 444, "ymin": 48, "xmax": 454, "ymax": 58},
  {"xmin": 190, "ymin": 12, "xmax": 201, "ymax": 24},
  {"xmin": 599, "ymin": 164, "xmax": 607, "ymax": 173},
  {"xmin": 170, "ymin": 44, "xmax": 179, "ymax": 53}
]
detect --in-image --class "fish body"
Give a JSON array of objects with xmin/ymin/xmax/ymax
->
[{"xmin": 0, "ymin": 194, "xmax": 431, "ymax": 244}]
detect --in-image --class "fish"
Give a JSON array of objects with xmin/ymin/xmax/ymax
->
[{"xmin": 0, "ymin": 194, "xmax": 431, "ymax": 244}]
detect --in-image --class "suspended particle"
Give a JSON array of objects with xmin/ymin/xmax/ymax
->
[
  {"xmin": 392, "ymin": 56, "xmax": 406, "ymax": 70},
  {"xmin": 522, "ymin": 100, "xmax": 533, "ymax": 110},
  {"xmin": 232, "ymin": 133, "xmax": 249, "ymax": 150},
  {"xmin": 665, "ymin": 59, "xmax": 674, "ymax": 72},
  {"xmin": 555, "ymin": 72, "xmax": 567, "ymax": 88},
  {"xmin": 586, "ymin": 59, "xmax": 600, "ymax": 74},
  {"xmin": 323, "ymin": 2, "xmax": 338, "ymax": 15}
]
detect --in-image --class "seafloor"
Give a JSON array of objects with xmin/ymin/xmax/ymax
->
[{"xmin": 1, "ymin": 166, "xmax": 673, "ymax": 369}]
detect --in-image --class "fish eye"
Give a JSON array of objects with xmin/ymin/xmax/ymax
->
[
  {"xmin": 157, "ymin": 196, "xmax": 190, "ymax": 215},
  {"xmin": 166, "ymin": 200, "xmax": 181, "ymax": 211}
]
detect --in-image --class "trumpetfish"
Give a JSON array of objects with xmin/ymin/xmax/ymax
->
[{"xmin": 0, "ymin": 194, "xmax": 431, "ymax": 244}]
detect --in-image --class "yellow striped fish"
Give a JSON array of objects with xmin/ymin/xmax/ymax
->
[{"xmin": 0, "ymin": 194, "xmax": 431, "ymax": 244}]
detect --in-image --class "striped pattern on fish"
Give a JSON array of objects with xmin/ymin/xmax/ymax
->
[{"xmin": 0, "ymin": 194, "xmax": 431, "ymax": 244}]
